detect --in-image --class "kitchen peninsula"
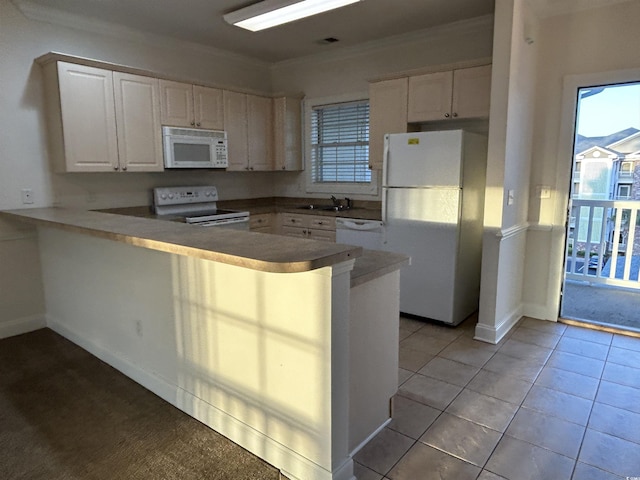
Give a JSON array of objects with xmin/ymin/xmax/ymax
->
[{"xmin": 1, "ymin": 207, "xmax": 407, "ymax": 480}]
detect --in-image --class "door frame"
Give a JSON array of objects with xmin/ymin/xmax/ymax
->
[{"xmin": 554, "ymin": 67, "xmax": 640, "ymax": 319}]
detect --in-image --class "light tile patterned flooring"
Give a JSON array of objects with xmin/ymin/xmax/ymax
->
[{"xmin": 353, "ymin": 315, "xmax": 640, "ymax": 480}]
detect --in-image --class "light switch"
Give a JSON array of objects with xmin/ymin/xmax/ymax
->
[{"xmin": 507, "ymin": 189, "xmax": 515, "ymax": 206}]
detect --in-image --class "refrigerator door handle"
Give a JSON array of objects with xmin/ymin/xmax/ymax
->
[
  {"xmin": 382, "ymin": 187, "xmax": 388, "ymax": 224},
  {"xmin": 383, "ymin": 134, "xmax": 390, "ymax": 187}
]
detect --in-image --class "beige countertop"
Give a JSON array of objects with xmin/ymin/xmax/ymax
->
[{"xmin": 1, "ymin": 207, "xmax": 406, "ymax": 280}]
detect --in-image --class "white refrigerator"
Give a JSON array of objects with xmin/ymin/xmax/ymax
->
[{"xmin": 381, "ymin": 130, "xmax": 487, "ymax": 325}]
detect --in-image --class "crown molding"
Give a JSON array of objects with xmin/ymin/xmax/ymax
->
[
  {"xmin": 270, "ymin": 14, "xmax": 494, "ymax": 70},
  {"xmin": 10, "ymin": 0, "xmax": 270, "ymax": 69}
]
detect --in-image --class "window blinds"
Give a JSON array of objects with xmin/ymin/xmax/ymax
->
[{"xmin": 311, "ymin": 100, "xmax": 370, "ymax": 183}]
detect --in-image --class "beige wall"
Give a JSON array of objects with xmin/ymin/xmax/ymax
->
[{"xmin": 523, "ymin": 0, "xmax": 640, "ymax": 320}]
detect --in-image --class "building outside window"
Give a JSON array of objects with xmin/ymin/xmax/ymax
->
[{"xmin": 617, "ymin": 184, "xmax": 631, "ymax": 199}]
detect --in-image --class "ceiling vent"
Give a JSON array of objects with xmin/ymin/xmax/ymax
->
[{"xmin": 319, "ymin": 37, "xmax": 340, "ymax": 44}]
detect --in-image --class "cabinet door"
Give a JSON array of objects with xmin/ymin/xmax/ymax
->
[
  {"xmin": 452, "ymin": 65, "xmax": 492, "ymax": 119},
  {"xmin": 159, "ymin": 80, "xmax": 194, "ymax": 127},
  {"xmin": 223, "ymin": 91, "xmax": 249, "ymax": 171},
  {"xmin": 248, "ymin": 95, "xmax": 274, "ymax": 171},
  {"xmin": 273, "ymin": 97, "xmax": 302, "ymax": 171},
  {"xmin": 369, "ymin": 78, "xmax": 408, "ymax": 170},
  {"xmin": 194, "ymin": 85, "xmax": 224, "ymax": 130},
  {"xmin": 57, "ymin": 62, "xmax": 118, "ymax": 172},
  {"xmin": 113, "ymin": 72, "xmax": 164, "ymax": 172},
  {"xmin": 407, "ymin": 71, "xmax": 454, "ymax": 122},
  {"xmin": 281, "ymin": 226, "xmax": 307, "ymax": 238}
]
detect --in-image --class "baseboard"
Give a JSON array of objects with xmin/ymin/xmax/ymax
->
[
  {"xmin": 349, "ymin": 418, "xmax": 391, "ymax": 457},
  {"xmin": 47, "ymin": 316, "xmax": 350, "ymax": 480},
  {"xmin": 474, "ymin": 305, "xmax": 522, "ymax": 344},
  {"xmin": 0, "ymin": 314, "xmax": 46, "ymax": 340}
]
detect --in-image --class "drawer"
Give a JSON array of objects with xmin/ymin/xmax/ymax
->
[
  {"xmin": 250, "ymin": 213, "xmax": 273, "ymax": 230},
  {"xmin": 309, "ymin": 216, "xmax": 335, "ymax": 230},
  {"xmin": 281, "ymin": 225, "xmax": 307, "ymax": 238},
  {"xmin": 281, "ymin": 214, "xmax": 306, "ymax": 227}
]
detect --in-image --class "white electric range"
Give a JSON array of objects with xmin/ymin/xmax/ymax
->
[{"xmin": 153, "ymin": 186, "xmax": 249, "ymax": 230}]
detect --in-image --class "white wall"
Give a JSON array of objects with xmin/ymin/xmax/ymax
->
[
  {"xmin": 475, "ymin": 0, "xmax": 539, "ymax": 343},
  {"xmin": 0, "ymin": 0, "xmax": 274, "ymax": 335},
  {"xmin": 270, "ymin": 16, "xmax": 495, "ymax": 200},
  {"xmin": 523, "ymin": 0, "xmax": 640, "ymax": 320}
]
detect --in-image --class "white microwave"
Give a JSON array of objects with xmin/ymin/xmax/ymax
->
[{"xmin": 162, "ymin": 126, "xmax": 228, "ymax": 169}]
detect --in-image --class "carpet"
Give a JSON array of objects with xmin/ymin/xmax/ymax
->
[{"xmin": 0, "ymin": 328, "xmax": 283, "ymax": 480}]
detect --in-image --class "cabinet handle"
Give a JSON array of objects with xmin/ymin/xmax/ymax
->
[
  {"xmin": 196, "ymin": 122, "xmax": 201, "ymax": 127},
  {"xmin": 122, "ymin": 166, "xmax": 127, "ymax": 171},
  {"xmin": 113, "ymin": 166, "xmax": 119, "ymax": 171},
  {"xmin": 282, "ymin": 166, "xmax": 286, "ymax": 170},
  {"xmin": 452, "ymin": 112, "xmax": 458, "ymax": 118},
  {"xmin": 190, "ymin": 121, "xmax": 195, "ymax": 126},
  {"xmin": 444, "ymin": 113, "xmax": 450, "ymax": 118}
]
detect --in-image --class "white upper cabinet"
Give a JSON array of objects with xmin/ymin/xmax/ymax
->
[
  {"xmin": 42, "ymin": 61, "xmax": 163, "ymax": 173},
  {"xmin": 451, "ymin": 65, "xmax": 492, "ymax": 120},
  {"xmin": 113, "ymin": 72, "xmax": 163, "ymax": 172},
  {"xmin": 407, "ymin": 71, "xmax": 454, "ymax": 122},
  {"xmin": 369, "ymin": 77, "xmax": 408, "ymax": 170},
  {"xmin": 247, "ymin": 94, "xmax": 273, "ymax": 171},
  {"xmin": 273, "ymin": 97, "xmax": 302, "ymax": 171},
  {"xmin": 48, "ymin": 62, "xmax": 119, "ymax": 172},
  {"xmin": 408, "ymin": 65, "xmax": 492, "ymax": 122},
  {"xmin": 159, "ymin": 80, "xmax": 224, "ymax": 130},
  {"xmin": 223, "ymin": 90, "xmax": 249, "ymax": 171},
  {"xmin": 193, "ymin": 85, "xmax": 224, "ymax": 130},
  {"xmin": 224, "ymin": 91, "xmax": 274, "ymax": 171}
]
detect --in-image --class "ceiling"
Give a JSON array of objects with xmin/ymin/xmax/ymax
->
[{"xmin": 13, "ymin": 0, "xmax": 634, "ymax": 63}]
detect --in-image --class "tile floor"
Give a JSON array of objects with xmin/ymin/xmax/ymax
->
[{"xmin": 353, "ymin": 315, "xmax": 640, "ymax": 480}]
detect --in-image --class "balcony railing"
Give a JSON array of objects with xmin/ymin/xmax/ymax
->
[{"xmin": 566, "ymin": 199, "xmax": 640, "ymax": 289}]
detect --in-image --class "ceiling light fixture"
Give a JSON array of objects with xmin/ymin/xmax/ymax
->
[{"xmin": 223, "ymin": 0, "xmax": 362, "ymax": 32}]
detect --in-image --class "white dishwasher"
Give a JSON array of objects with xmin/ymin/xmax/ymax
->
[{"xmin": 335, "ymin": 218, "xmax": 385, "ymax": 250}]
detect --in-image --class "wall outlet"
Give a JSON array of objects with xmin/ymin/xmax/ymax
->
[{"xmin": 21, "ymin": 188, "xmax": 34, "ymax": 204}]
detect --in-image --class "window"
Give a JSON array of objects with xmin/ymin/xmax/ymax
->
[
  {"xmin": 620, "ymin": 161, "xmax": 633, "ymax": 177},
  {"xmin": 617, "ymin": 184, "xmax": 631, "ymax": 199},
  {"xmin": 310, "ymin": 100, "xmax": 370, "ymax": 184}
]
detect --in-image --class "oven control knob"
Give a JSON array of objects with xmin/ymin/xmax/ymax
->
[
  {"xmin": 168, "ymin": 194, "xmax": 174, "ymax": 199},
  {"xmin": 160, "ymin": 194, "xmax": 167, "ymax": 200}
]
